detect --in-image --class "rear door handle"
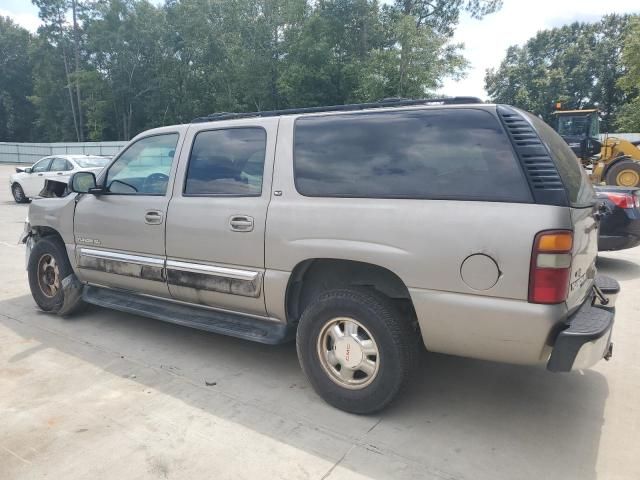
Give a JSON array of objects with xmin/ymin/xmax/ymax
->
[
  {"xmin": 229, "ymin": 215, "xmax": 254, "ymax": 232},
  {"xmin": 144, "ymin": 210, "xmax": 164, "ymax": 225}
]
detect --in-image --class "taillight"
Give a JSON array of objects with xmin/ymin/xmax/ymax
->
[
  {"xmin": 529, "ymin": 230, "xmax": 573, "ymax": 304},
  {"xmin": 605, "ymin": 192, "xmax": 637, "ymax": 209}
]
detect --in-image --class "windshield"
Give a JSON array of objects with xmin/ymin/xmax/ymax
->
[
  {"xmin": 557, "ymin": 115, "xmax": 593, "ymax": 137},
  {"xmin": 75, "ymin": 157, "xmax": 110, "ymax": 168}
]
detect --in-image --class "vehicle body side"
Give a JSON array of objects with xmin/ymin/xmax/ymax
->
[
  {"xmin": 11, "ymin": 154, "xmax": 109, "ymax": 199},
  {"xmin": 596, "ymin": 186, "xmax": 640, "ymax": 251},
  {"xmin": 23, "ymin": 104, "xmax": 597, "ymax": 367}
]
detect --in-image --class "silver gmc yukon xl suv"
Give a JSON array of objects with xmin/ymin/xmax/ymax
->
[{"xmin": 21, "ymin": 98, "xmax": 620, "ymax": 413}]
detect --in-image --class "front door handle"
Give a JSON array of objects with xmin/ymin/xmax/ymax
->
[
  {"xmin": 144, "ymin": 210, "xmax": 164, "ymax": 225},
  {"xmin": 229, "ymin": 215, "xmax": 254, "ymax": 232}
]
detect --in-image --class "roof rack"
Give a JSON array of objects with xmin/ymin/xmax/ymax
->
[{"xmin": 191, "ymin": 96, "xmax": 483, "ymax": 123}]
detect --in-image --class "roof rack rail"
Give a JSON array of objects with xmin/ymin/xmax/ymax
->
[{"xmin": 191, "ymin": 96, "xmax": 483, "ymax": 123}]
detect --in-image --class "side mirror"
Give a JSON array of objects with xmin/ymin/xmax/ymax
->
[
  {"xmin": 24, "ymin": 167, "xmax": 32, "ymax": 174},
  {"xmin": 70, "ymin": 171, "xmax": 100, "ymax": 194}
]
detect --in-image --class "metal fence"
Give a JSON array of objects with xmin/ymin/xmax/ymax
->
[{"xmin": 0, "ymin": 141, "xmax": 128, "ymax": 164}]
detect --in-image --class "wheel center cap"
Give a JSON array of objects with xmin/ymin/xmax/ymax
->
[{"xmin": 334, "ymin": 338, "xmax": 363, "ymax": 369}]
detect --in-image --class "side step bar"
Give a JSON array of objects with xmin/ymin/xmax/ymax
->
[{"xmin": 82, "ymin": 285, "xmax": 293, "ymax": 345}]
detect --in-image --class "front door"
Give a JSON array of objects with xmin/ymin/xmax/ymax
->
[
  {"xmin": 73, "ymin": 130, "xmax": 184, "ymax": 297},
  {"xmin": 165, "ymin": 119, "xmax": 278, "ymax": 316},
  {"xmin": 22, "ymin": 157, "xmax": 52, "ymax": 197}
]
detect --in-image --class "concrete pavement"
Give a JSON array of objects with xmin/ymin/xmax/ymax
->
[{"xmin": 1, "ymin": 164, "xmax": 638, "ymax": 480}]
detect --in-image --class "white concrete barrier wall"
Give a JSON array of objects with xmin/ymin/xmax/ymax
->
[
  {"xmin": 1, "ymin": 134, "xmax": 638, "ymax": 165},
  {"xmin": 0, "ymin": 141, "xmax": 128, "ymax": 164},
  {"xmin": 601, "ymin": 133, "xmax": 640, "ymax": 143}
]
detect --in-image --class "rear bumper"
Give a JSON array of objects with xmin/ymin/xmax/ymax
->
[
  {"xmin": 598, "ymin": 234, "xmax": 640, "ymax": 251},
  {"xmin": 598, "ymin": 207, "xmax": 640, "ymax": 251},
  {"xmin": 547, "ymin": 275, "xmax": 619, "ymax": 372}
]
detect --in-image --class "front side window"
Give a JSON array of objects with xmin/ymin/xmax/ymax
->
[
  {"xmin": 32, "ymin": 158, "xmax": 52, "ymax": 173},
  {"xmin": 105, "ymin": 134, "xmax": 179, "ymax": 195},
  {"xmin": 294, "ymin": 109, "xmax": 531, "ymax": 202},
  {"xmin": 184, "ymin": 128, "xmax": 267, "ymax": 196}
]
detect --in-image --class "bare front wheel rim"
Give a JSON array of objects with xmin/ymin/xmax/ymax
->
[
  {"xmin": 37, "ymin": 254, "xmax": 60, "ymax": 298},
  {"xmin": 317, "ymin": 317, "xmax": 380, "ymax": 390}
]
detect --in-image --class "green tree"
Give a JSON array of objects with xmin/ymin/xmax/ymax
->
[
  {"xmin": 0, "ymin": 17, "xmax": 35, "ymax": 141},
  {"xmin": 485, "ymin": 14, "xmax": 635, "ymax": 131},
  {"xmin": 616, "ymin": 17, "xmax": 640, "ymax": 132},
  {"xmin": 33, "ymin": 0, "xmax": 86, "ymax": 141},
  {"xmin": 1, "ymin": 0, "xmax": 502, "ymax": 141},
  {"xmin": 83, "ymin": 0, "xmax": 168, "ymax": 139}
]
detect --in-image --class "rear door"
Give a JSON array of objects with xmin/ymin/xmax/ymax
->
[
  {"xmin": 49, "ymin": 157, "xmax": 74, "ymax": 184},
  {"xmin": 165, "ymin": 118, "xmax": 278, "ymax": 316},
  {"xmin": 73, "ymin": 130, "xmax": 185, "ymax": 297}
]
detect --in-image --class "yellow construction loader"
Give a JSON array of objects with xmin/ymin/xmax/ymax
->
[{"xmin": 552, "ymin": 108, "xmax": 640, "ymax": 187}]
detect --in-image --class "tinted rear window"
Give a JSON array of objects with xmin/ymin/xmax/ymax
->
[
  {"xmin": 294, "ymin": 109, "xmax": 531, "ymax": 202},
  {"xmin": 524, "ymin": 112, "xmax": 595, "ymax": 207}
]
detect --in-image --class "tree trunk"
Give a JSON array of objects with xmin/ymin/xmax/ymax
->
[
  {"xmin": 71, "ymin": 0, "xmax": 84, "ymax": 141},
  {"xmin": 62, "ymin": 48, "xmax": 80, "ymax": 142}
]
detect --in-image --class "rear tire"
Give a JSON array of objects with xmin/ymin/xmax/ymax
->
[
  {"xmin": 28, "ymin": 237, "xmax": 84, "ymax": 315},
  {"xmin": 605, "ymin": 160, "xmax": 640, "ymax": 187},
  {"xmin": 11, "ymin": 183, "xmax": 29, "ymax": 203},
  {"xmin": 296, "ymin": 288, "xmax": 418, "ymax": 414}
]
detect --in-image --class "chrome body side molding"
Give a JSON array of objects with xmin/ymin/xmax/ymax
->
[
  {"xmin": 77, "ymin": 247, "xmax": 165, "ymax": 282},
  {"xmin": 166, "ymin": 259, "xmax": 262, "ymax": 298},
  {"xmin": 77, "ymin": 248, "xmax": 262, "ymax": 297}
]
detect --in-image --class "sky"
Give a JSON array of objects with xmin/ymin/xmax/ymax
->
[{"xmin": 1, "ymin": 0, "xmax": 639, "ymax": 99}]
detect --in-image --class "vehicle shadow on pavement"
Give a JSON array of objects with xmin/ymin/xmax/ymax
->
[
  {"xmin": 597, "ymin": 255, "xmax": 640, "ymax": 280},
  {"xmin": 2, "ymin": 295, "xmax": 607, "ymax": 480}
]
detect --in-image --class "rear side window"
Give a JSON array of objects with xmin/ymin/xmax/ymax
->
[
  {"xmin": 50, "ymin": 158, "xmax": 71, "ymax": 171},
  {"xmin": 293, "ymin": 109, "xmax": 531, "ymax": 202},
  {"xmin": 185, "ymin": 128, "xmax": 266, "ymax": 196},
  {"xmin": 524, "ymin": 112, "xmax": 595, "ymax": 207}
]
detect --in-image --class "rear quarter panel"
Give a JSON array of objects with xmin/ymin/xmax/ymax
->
[{"xmin": 265, "ymin": 116, "xmax": 573, "ymax": 363}]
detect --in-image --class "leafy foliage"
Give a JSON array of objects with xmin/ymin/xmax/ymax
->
[
  {"xmin": 0, "ymin": 17, "xmax": 35, "ymax": 141},
  {"xmin": 0, "ymin": 0, "xmax": 501, "ymax": 141},
  {"xmin": 485, "ymin": 14, "xmax": 636, "ymax": 132},
  {"xmin": 616, "ymin": 17, "xmax": 640, "ymax": 132}
]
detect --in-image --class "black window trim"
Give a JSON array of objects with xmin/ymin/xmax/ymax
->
[
  {"xmin": 292, "ymin": 107, "xmax": 534, "ymax": 204},
  {"xmin": 101, "ymin": 131, "xmax": 181, "ymax": 197},
  {"xmin": 182, "ymin": 125, "xmax": 268, "ymax": 198}
]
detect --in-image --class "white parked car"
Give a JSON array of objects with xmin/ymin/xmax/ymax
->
[{"xmin": 10, "ymin": 155, "xmax": 110, "ymax": 203}]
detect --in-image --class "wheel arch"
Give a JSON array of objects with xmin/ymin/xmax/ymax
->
[{"xmin": 285, "ymin": 258, "xmax": 417, "ymax": 326}]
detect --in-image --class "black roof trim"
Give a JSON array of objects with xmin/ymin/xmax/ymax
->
[{"xmin": 191, "ymin": 97, "xmax": 484, "ymax": 123}]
